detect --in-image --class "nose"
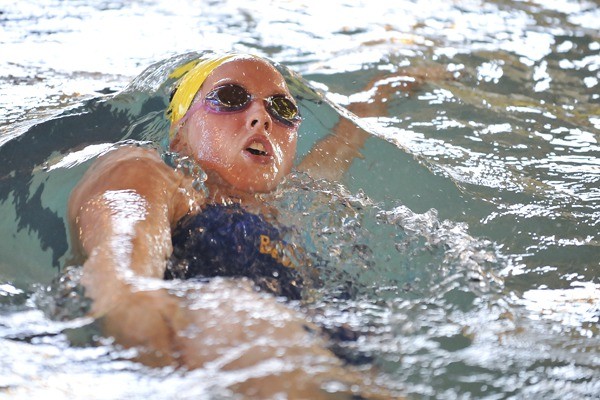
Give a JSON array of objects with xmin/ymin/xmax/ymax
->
[{"xmin": 246, "ymin": 100, "xmax": 272, "ymax": 132}]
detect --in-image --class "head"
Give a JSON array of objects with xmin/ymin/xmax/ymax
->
[{"xmin": 168, "ymin": 53, "xmax": 300, "ymax": 195}]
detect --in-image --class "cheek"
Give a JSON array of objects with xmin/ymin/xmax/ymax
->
[
  {"xmin": 280, "ymin": 131, "xmax": 298, "ymax": 173},
  {"xmin": 187, "ymin": 118, "xmax": 228, "ymax": 162}
]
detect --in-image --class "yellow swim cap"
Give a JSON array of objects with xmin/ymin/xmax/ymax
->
[{"xmin": 167, "ymin": 53, "xmax": 236, "ymax": 132}]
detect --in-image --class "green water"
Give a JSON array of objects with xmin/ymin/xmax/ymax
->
[{"xmin": 1, "ymin": 0, "xmax": 598, "ymax": 398}]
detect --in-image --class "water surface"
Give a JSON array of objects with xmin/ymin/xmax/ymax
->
[{"xmin": 1, "ymin": 0, "xmax": 599, "ymax": 398}]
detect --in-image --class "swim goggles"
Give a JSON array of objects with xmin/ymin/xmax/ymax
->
[{"xmin": 203, "ymin": 84, "xmax": 302, "ymax": 127}]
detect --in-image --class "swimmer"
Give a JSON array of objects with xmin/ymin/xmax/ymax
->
[{"xmin": 68, "ymin": 52, "xmax": 397, "ymax": 398}]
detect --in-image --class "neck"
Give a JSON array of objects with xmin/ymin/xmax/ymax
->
[
  {"xmin": 203, "ymin": 172, "xmax": 280, "ymax": 219},
  {"xmin": 204, "ymin": 173, "xmax": 263, "ymax": 207}
]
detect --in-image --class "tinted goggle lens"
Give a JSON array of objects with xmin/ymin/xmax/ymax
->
[
  {"xmin": 267, "ymin": 96, "xmax": 301, "ymax": 126},
  {"xmin": 205, "ymin": 84, "xmax": 301, "ymax": 126},
  {"xmin": 205, "ymin": 84, "xmax": 250, "ymax": 111}
]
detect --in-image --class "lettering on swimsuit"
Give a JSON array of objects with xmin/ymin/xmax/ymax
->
[{"xmin": 259, "ymin": 235, "xmax": 295, "ymax": 268}]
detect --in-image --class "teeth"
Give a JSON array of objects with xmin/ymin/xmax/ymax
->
[
  {"xmin": 248, "ymin": 142, "xmax": 265, "ymax": 152},
  {"xmin": 246, "ymin": 141, "xmax": 268, "ymax": 156}
]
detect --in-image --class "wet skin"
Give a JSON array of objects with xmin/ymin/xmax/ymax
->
[
  {"xmin": 170, "ymin": 56, "xmax": 299, "ymax": 197},
  {"xmin": 66, "ymin": 55, "xmax": 397, "ymax": 398}
]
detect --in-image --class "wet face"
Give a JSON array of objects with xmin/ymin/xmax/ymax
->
[{"xmin": 170, "ymin": 57, "xmax": 299, "ymax": 194}]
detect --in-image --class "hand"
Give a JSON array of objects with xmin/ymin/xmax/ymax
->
[{"xmin": 348, "ymin": 63, "xmax": 457, "ymax": 117}]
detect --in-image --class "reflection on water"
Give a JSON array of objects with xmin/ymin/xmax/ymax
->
[
  {"xmin": 1, "ymin": 0, "xmax": 599, "ymax": 398},
  {"xmin": 522, "ymin": 281, "xmax": 599, "ymax": 335}
]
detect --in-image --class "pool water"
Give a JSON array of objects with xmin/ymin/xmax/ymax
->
[{"xmin": 1, "ymin": 0, "xmax": 599, "ymax": 398}]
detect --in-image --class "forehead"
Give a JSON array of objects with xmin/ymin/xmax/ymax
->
[{"xmin": 201, "ymin": 57, "xmax": 291, "ymax": 96}]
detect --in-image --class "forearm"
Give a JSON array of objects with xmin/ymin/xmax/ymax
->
[
  {"xmin": 299, "ymin": 68, "xmax": 453, "ymax": 181},
  {"xmin": 298, "ymin": 85, "xmax": 380, "ymax": 181},
  {"xmin": 74, "ymin": 185, "xmax": 203, "ymax": 368},
  {"xmin": 298, "ymin": 117, "xmax": 368, "ymax": 181},
  {"xmin": 80, "ymin": 245, "xmax": 181, "ymax": 366},
  {"xmin": 79, "ymin": 226, "xmax": 171, "ymax": 318}
]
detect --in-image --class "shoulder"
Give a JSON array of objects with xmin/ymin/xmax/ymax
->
[
  {"xmin": 84, "ymin": 146, "xmax": 171, "ymax": 182},
  {"xmin": 70, "ymin": 146, "xmax": 173, "ymax": 201},
  {"xmin": 69, "ymin": 145, "xmax": 202, "ymax": 224}
]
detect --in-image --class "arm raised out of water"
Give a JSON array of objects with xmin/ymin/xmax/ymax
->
[
  {"xmin": 298, "ymin": 75, "xmax": 402, "ymax": 181},
  {"xmin": 299, "ymin": 65, "xmax": 453, "ymax": 181}
]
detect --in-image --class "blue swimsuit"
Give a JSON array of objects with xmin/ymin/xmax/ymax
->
[
  {"xmin": 166, "ymin": 204, "xmax": 368, "ymax": 364},
  {"xmin": 166, "ymin": 204, "xmax": 305, "ymax": 300}
]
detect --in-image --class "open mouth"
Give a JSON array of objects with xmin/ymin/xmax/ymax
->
[{"xmin": 245, "ymin": 141, "xmax": 269, "ymax": 157}]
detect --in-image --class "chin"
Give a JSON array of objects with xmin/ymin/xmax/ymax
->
[
  {"xmin": 238, "ymin": 181, "xmax": 278, "ymax": 194},
  {"xmin": 229, "ymin": 175, "xmax": 282, "ymax": 194}
]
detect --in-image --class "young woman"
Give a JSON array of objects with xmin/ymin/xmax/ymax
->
[{"xmin": 67, "ymin": 52, "xmax": 384, "ymax": 398}]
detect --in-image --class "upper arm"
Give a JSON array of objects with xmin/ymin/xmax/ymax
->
[
  {"xmin": 68, "ymin": 146, "xmax": 194, "ymax": 277},
  {"xmin": 69, "ymin": 147, "xmax": 176, "ymax": 220}
]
